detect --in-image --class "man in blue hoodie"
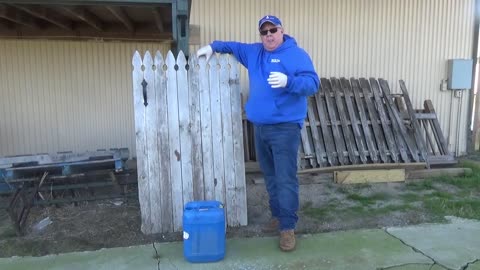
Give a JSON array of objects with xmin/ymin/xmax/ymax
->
[{"xmin": 197, "ymin": 15, "xmax": 319, "ymax": 252}]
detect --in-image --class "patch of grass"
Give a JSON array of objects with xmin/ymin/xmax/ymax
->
[
  {"xmin": 424, "ymin": 198, "xmax": 480, "ymax": 220},
  {"xmin": 303, "ymin": 161, "xmax": 480, "ymax": 223},
  {"xmin": 301, "ymin": 200, "xmax": 340, "ymax": 219},
  {"xmin": 435, "ymin": 176, "xmax": 480, "ymax": 190},
  {"xmin": 406, "ymin": 180, "xmax": 434, "ymax": 191},
  {"xmin": 0, "ymin": 227, "xmax": 17, "ymax": 239},
  {"xmin": 399, "ymin": 192, "xmax": 421, "ymax": 203},
  {"xmin": 336, "ymin": 186, "xmax": 351, "ymax": 194},
  {"xmin": 0, "ymin": 218, "xmax": 17, "ymax": 239},
  {"xmin": 346, "ymin": 192, "xmax": 389, "ymax": 206},
  {"xmin": 457, "ymin": 160, "xmax": 480, "ymax": 172},
  {"xmin": 351, "ymin": 183, "xmax": 372, "ymax": 191},
  {"xmin": 302, "ymin": 207, "xmax": 329, "ymax": 219},
  {"xmin": 367, "ymin": 204, "xmax": 415, "ymax": 215},
  {"xmin": 0, "ymin": 239, "xmax": 47, "ymax": 257},
  {"xmin": 424, "ymin": 191, "xmax": 454, "ymax": 200},
  {"xmin": 305, "ymin": 203, "xmax": 415, "ymax": 221},
  {"xmin": 301, "ymin": 201, "xmax": 313, "ymax": 210},
  {"xmin": 340, "ymin": 206, "xmax": 365, "ymax": 216}
]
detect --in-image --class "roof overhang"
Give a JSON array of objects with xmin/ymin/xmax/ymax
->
[{"xmin": 0, "ymin": 0, "xmax": 191, "ymax": 55}]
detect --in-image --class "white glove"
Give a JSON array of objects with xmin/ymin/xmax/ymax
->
[
  {"xmin": 196, "ymin": 45, "xmax": 213, "ymax": 61},
  {"xmin": 267, "ymin": 72, "xmax": 288, "ymax": 88}
]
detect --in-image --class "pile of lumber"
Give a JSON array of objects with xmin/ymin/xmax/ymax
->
[{"xmin": 244, "ymin": 78, "xmax": 455, "ymax": 172}]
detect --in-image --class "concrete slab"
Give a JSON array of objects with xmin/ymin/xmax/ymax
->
[
  {"xmin": 384, "ymin": 264, "xmax": 447, "ymax": 270},
  {"xmin": 468, "ymin": 261, "xmax": 480, "ymax": 270},
  {"xmin": 0, "ymin": 245, "xmax": 158, "ymax": 270},
  {"xmin": 387, "ymin": 216, "xmax": 480, "ymax": 270},
  {"xmin": 0, "ymin": 229, "xmax": 431, "ymax": 270}
]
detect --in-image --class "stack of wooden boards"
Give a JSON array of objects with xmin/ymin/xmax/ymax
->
[{"xmin": 244, "ymin": 77, "xmax": 455, "ymax": 172}]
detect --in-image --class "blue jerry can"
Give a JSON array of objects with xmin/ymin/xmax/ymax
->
[{"xmin": 183, "ymin": 200, "xmax": 226, "ymax": 263}]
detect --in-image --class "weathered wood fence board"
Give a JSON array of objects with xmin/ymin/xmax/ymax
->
[
  {"xmin": 340, "ymin": 78, "xmax": 368, "ymax": 164},
  {"xmin": 230, "ymin": 58, "xmax": 248, "ymax": 226},
  {"xmin": 209, "ymin": 55, "xmax": 226, "ymax": 207},
  {"xmin": 144, "ymin": 51, "xmax": 161, "ymax": 233},
  {"xmin": 155, "ymin": 51, "xmax": 174, "ymax": 233},
  {"xmin": 243, "ymin": 77, "xmax": 455, "ymax": 170},
  {"xmin": 351, "ymin": 79, "xmax": 378, "ymax": 163},
  {"xmin": 132, "ymin": 51, "xmax": 150, "ymax": 234},
  {"xmin": 132, "ymin": 51, "xmax": 247, "ymax": 234},
  {"xmin": 188, "ymin": 55, "xmax": 204, "ymax": 202},
  {"xmin": 399, "ymin": 80, "xmax": 429, "ymax": 164},
  {"xmin": 165, "ymin": 51, "xmax": 183, "ymax": 231}
]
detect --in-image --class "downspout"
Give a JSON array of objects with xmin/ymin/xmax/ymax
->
[
  {"xmin": 172, "ymin": 0, "xmax": 190, "ymax": 57},
  {"xmin": 467, "ymin": 0, "xmax": 480, "ymax": 152}
]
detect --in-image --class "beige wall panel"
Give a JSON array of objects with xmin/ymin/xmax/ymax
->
[
  {"xmin": 190, "ymin": 0, "xmax": 475, "ymax": 155},
  {"xmin": 0, "ymin": 39, "xmax": 170, "ymax": 157}
]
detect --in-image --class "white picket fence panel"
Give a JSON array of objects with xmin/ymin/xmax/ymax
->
[{"xmin": 132, "ymin": 50, "xmax": 247, "ymax": 234}]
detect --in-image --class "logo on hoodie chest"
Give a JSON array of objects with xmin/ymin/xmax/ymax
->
[{"xmin": 271, "ymin": 58, "xmax": 281, "ymax": 63}]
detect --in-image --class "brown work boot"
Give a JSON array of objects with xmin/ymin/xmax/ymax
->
[
  {"xmin": 279, "ymin": 229, "xmax": 296, "ymax": 252},
  {"xmin": 261, "ymin": 218, "xmax": 279, "ymax": 233}
]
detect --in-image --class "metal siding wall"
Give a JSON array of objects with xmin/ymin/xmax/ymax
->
[
  {"xmin": 190, "ymin": 0, "xmax": 475, "ymax": 155},
  {"xmin": 0, "ymin": 0, "xmax": 474, "ymax": 157},
  {"xmin": 0, "ymin": 39, "xmax": 170, "ymax": 156}
]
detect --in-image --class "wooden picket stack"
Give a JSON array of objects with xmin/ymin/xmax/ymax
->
[
  {"xmin": 132, "ymin": 51, "xmax": 247, "ymax": 234},
  {"xmin": 298, "ymin": 77, "xmax": 454, "ymax": 170}
]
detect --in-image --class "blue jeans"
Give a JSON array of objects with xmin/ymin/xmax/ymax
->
[{"xmin": 254, "ymin": 123, "xmax": 300, "ymax": 231}]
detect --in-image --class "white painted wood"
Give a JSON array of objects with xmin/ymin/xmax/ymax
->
[
  {"xmin": 198, "ymin": 56, "xmax": 214, "ymax": 200},
  {"xmin": 166, "ymin": 51, "xmax": 183, "ymax": 231},
  {"xmin": 134, "ymin": 51, "xmax": 248, "ymax": 232},
  {"xmin": 177, "ymin": 51, "xmax": 194, "ymax": 207},
  {"xmin": 219, "ymin": 54, "xmax": 236, "ymax": 226},
  {"xmin": 132, "ymin": 51, "xmax": 151, "ymax": 234},
  {"xmin": 209, "ymin": 55, "xmax": 226, "ymax": 205},
  {"xmin": 229, "ymin": 56, "xmax": 248, "ymax": 226},
  {"xmin": 143, "ymin": 51, "xmax": 162, "ymax": 233},
  {"xmin": 154, "ymin": 51, "xmax": 173, "ymax": 233},
  {"xmin": 188, "ymin": 55, "xmax": 205, "ymax": 201}
]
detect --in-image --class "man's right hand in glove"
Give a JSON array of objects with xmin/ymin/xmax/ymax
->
[{"xmin": 196, "ymin": 45, "xmax": 213, "ymax": 61}]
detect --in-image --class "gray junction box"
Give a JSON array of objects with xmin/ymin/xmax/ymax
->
[{"xmin": 447, "ymin": 59, "xmax": 474, "ymax": 90}]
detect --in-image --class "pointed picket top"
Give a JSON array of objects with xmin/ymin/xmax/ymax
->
[
  {"xmin": 197, "ymin": 54, "xmax": 208, "ymax": 70},
  {"xmin": 219, "ymin": 54, "xmax": 228, "ymax": 72},
  {"xmin": 132, "ymin": 50, "xmax": 142, "ymax": 70},
  {"xmin": 176, "ymin": 50, "xmax": 187, "ymax": 72},
  {"xmin": 154, "ymin": 51, "xmax": 164, "ymax": 70},
  {"xmin": 143, "ymin": 50, "xmax": 153, "ymax": 71},
  {"xmin": 208, "ymin": 53, "xmax": 218, "ymax": 71},
  {"xmin": 166, "ymin": 50, "xmax": 176, "ymax": 71}
]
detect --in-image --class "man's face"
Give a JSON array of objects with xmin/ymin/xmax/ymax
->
[{"xmin": 259, "ymin": 22, "xmax": 284, "ymax": 51}]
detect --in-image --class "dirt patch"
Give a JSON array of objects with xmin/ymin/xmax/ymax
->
[{"xmin": 1, "ymin": 162, "xmax": 479, "ymax": 257}]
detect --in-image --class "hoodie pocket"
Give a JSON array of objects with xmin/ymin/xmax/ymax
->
[
  {"xmin": 274, "ymin": 94, "xmax": 301, "ymax": 112},
  {"xmin": 245, "ymin": 96, "xmax": 280, "ymax": 122}
]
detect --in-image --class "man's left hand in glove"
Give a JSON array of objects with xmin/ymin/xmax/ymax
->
[{"xmin": 267, "ymin": 72, "xmax": 288, "ymax": 88}]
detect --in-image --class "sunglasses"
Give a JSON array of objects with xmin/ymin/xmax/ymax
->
[{"xmin": 259, "ymin": 27, "xmax": 279, "ymax": 36}]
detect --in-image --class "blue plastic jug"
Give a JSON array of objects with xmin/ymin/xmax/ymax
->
[{"xmin": 183, "ymin": 200, "xmax": 226, "ymax": 263}]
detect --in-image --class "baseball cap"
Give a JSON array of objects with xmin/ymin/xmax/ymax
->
[{"xmin": 258, "ymin": 15, "xmax": 282, "ymax": 29}]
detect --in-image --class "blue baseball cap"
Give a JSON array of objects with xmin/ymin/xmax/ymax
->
[{"xmin": 258, "ymin": 15, "xmax": 282, "ymax": 29}]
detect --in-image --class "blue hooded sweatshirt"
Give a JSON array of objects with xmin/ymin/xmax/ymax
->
[{"xmin": 211, "ymin": 35, "xmax": 320, "ymax": 126}]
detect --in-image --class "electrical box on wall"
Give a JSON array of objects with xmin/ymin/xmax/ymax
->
[{"xmin": 447, "ymin": 59, "xmax": 473, "ymax": 90}]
